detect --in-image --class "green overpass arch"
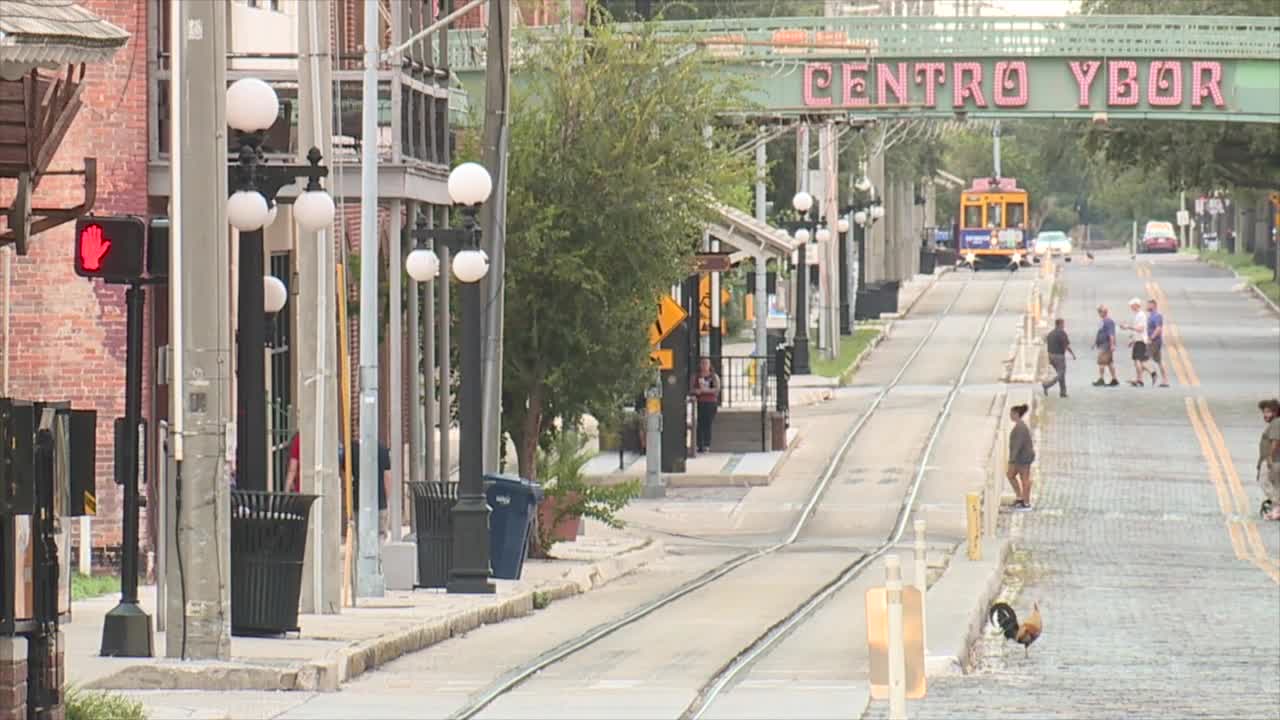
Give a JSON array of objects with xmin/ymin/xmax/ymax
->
[{"xmin": 449, "ymin": 14, "xmax": 1280, "ymax": 123}]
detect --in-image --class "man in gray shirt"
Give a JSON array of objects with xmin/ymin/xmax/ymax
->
[{"xmin": 1042, "ymin": 318, "xmax": 1076, "ymax": 398}]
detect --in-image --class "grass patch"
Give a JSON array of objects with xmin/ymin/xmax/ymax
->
[
  {"xmin": 532, "ymin": 590, "xmax": 552, "ymax": 610},
  {"xmin": 1197, "ymin": 250, "xmax": 1280, "ymax": 305},
  {"xmin": 71, "ymin": 573, "xmax": 120, "ymax": 602},
  {"xmin": 66, "ymin": 688, "xmax": 147, "ymax": 720},
  {"xmin": 810, "ymin": 326, "xmax": 881, "ymax": 380}
]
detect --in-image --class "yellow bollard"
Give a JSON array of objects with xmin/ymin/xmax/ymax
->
[{"xmin": 966, "ymin": 491, "xmax": 982, "ymax": 561}]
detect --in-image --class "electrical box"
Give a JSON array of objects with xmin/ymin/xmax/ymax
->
[{"xmin": 0, "ymin": 399, "xmax": 36, "ymax": 516}]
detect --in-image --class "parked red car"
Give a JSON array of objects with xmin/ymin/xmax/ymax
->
[{"xmin": 1141, "ymin": 221, "xmax": 1178, "ymax": 253}]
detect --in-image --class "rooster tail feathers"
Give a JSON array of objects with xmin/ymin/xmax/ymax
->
[{"xmin": 989, "ymin": 602, "xmax": 1019, "ymax": 640}]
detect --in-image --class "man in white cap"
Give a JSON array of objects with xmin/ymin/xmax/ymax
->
[{"xmin": 1120, "ymin": 297, "xmax": 1150, "ymax": 386}]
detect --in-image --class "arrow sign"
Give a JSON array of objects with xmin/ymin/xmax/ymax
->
[{"xmin": 649, "ymin": 294, "xmax": 687, "ymax": 347}]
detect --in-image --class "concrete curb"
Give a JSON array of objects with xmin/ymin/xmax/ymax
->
[
  {"xmin": 1194, "ymin": 254, "xmax": 1280, "ymax": 315},
  {"xmin": 86, "ymin": 538, "xmax": 665, "ymax": 693},
  {"xmin": 835, "ymin": 323, "xmax": 889, "ymax": 387},
  {"xmin": 924, "ymin": 538, "xmax": 1012, "ymax": 677}
]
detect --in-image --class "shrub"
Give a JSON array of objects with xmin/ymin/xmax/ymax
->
[{"xmin": 66, "ymin": 688, "xmax": 147, "ymax": 720}]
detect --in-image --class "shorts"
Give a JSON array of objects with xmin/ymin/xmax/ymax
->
[
  {"xmin": 1149, "ymin": 341, "xmax": 1163, "ymax": 363},
  {"xmin": 1096, "ymin": 349, "xmax": 1113, "ymax": 366},
  {"xmin": 1132, "ymin": 341, "xmax": 1148, "ymax": 361}
]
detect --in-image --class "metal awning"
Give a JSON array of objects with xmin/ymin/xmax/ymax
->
[
  {"xmin": 0, "ymin": 0, "xmax": 130, "ymax": 75},
  {"xmin": 707, "ymin": 203, "xmax": 798, "ymax": 261}
]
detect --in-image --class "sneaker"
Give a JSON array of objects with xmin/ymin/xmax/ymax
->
[
  {"xmin": 1042, "ymin": 384, "xmax": 1050, "ymax": 397},
  {"xmin": 1150, "ymin": 371, "xmax": 1158, "ymax": 384},
  {"xmin": 1060, "ymin": 393, "xmax": 1068, "ymax": 398},
  {"xmin": 1159, "ymin": 383, "xmax": 1170, "ymax": 388},
  {"xmin": 1130, "ymin": 380, "xmax": 1144, "ymax": 387},
  {"xmin": 1092, "ymin": 379, "xmax": 1106, "ymax": 387},
  {"xmin": 1109, "ymin": 379, "xmax": 1120, "ymax": 387},
  {"xmin": 1014, "ymin": 502, "xmax": 1033, "ymax": 512}
]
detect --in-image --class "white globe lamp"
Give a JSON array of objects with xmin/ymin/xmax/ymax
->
[
  {"xmin": 855, "ymin": 176, "xmax": 872, "ymax": 193},
  {"xmin": 837, "ymin": 217, "xmax": 850, "ymax": 234},
  {"xmin": 405, "ymin": 248, "xmax": 441, "ymax": 282},
  {"xmin": 871, "ymin": 205, "xmax": 886, "ymax": 220},
  {"xmin": 227, "ymin": 190, "xmax": 270, "ymax": 231},
  {"xmin": 854, "ymin": 210, "xmax": 869, "ymax": 226},
  {"xmin": 226, "ymin": 78, "xmax": 280, "ymax": 133},
  {"xmin": 263, "ymin": 275, "xmax": 288, "ymax": 314},
  {"xmin": 791, "ymin": 191, "xmax": 813, "ymax": 214},
  {"xmin": 264, "ymin": 203, "xmax": 278, "ymax": 228},
  {"xmin": 294, "ymin": 189, "xmax": 336, "ymax": 232},
  {"xmin": 447, "ymin": 162, "xmax": 493, "ymax": 206},
  {"xmin": 452, "ymin": 249, "xmax": 490, "ymax": 283},
  {"xmin": 815, "ymin": 227, "xmax": 831, "ymax": 243},
  {"xmin": 794, "ymin": 228, "xmax": 811, "ymax": 243}
]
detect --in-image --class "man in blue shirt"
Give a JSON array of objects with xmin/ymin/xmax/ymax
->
[
  {"xmin": 1146, "ymin": 298, "xmax": 1168, "ymax": 387},
  {"xmin": 1092, "ymin": 304, "xmax": 1119, "ymax": 387}
]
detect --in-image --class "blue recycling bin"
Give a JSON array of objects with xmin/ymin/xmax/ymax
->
[{"xmin": 484, "ymin": 474, "xmax": 543, "ymax": 580}]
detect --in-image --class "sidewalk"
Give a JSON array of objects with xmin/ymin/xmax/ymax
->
[{"xmin": 68, "ymin": 527, "xmax": 662, "ymax": 693}]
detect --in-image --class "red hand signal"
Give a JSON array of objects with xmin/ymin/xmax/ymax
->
[{"xmin": 79, "ymin": 224, "xmax": 111, "ymax": 271}]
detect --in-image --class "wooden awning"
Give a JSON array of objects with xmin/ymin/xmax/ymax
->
[{"xmin": 707, "ymin": 204, "xmax": 798, "ymax": 261}]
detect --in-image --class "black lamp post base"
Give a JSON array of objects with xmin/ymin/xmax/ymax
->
[
  {"xmin": 446, "ymin": 497, "xmax": 495, "ymax": 595},
  {"xmin": 100, "ymin": 601, "xmax": 154, "ymax": 658},
  {"xmin": 792, "ymin": 337, "xmax": 812, "ymax": 375}
]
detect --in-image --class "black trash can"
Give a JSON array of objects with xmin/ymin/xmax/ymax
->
[
  {"xmin": 919, "ymin": 249, "xmax": 937, "ymax": 275},
  {"xmin": 408, "ymin": 481, "xmax": 458, "ymax": 589},
  {"xmin": 484, "ymin": 474, "xmax": 543, "ymax": 580},
  {"xmin": 229, "ymin": 490, "xmax": 317, "ymax": 636},
  {"xmin": 854, "ymin": 288, "xmax": 880, "ymax": 320},
  {"xmin": 877, "ymin": 280, "xmax": 901, "ymax": 315}
]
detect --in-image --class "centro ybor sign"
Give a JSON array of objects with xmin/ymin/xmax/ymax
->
[{"xmin": 802, "ymin": 59, "xmax": 1229, "ymax": 110}]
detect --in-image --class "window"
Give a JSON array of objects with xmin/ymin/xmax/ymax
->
[
  {"xmin": 987, "ymin": 203, "xmax": 1003, "ymax": 228},
  {"xmin": 247, "ymin": 0, "xmax": 282, "ymax": 11},
  {"xmin": 1007, "ymin": 203, "xmax": 1025, "ymax": 228},
  {"xmin": 963, "ymin": 204, "xmax": 982, "ymax": 228}
]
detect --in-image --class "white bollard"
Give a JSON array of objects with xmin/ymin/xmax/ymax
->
[
  {"xmin": 885, "ymin": 555, "xmax": 907, "ymax": 720},
  {"xmin": 913, "ymin": 520, "xmax": 928, "ymax": 654},
  {"xmin": 78, "ymin": 515, "xmax": 92, "ymax": 576}
]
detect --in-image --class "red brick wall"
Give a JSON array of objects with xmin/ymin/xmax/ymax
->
[{"xmin": 2, "ymin": 0, "xmax": 150, "ymax": 550}]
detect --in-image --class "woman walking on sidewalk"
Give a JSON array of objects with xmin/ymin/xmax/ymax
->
[{"xmin": 1007, "ymin": 404, "xmax": 1036, "ymax": 511}]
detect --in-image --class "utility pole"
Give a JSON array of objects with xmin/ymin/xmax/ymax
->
[
  {"xmin": 357, "ymin": 0, "xmax": 385, "ymax": 598},
  {"xmin": 754, "ymin": 136, "xmax": 768, "ymax": 374},
  {"xmin": 168, "ymin": 0, "xmax": 231, "ymax": 660},
  {"xmin": 480, "ymin": 0, "xmax": 511, "ymax": 475}
]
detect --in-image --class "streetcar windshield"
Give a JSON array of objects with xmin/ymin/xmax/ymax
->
[
  {"xmin": 1007, "ymin": 203, "xmax": 1026, "ymax": 228},
  {"xmin": 964, "ymin": 204, "xmax": 982, "ymax": 228},
  {"xmin": 987, "ymin": 203, "xmax": 1003, "ymax": 227}
]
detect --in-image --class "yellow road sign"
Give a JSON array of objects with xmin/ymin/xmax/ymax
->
[
  {"xmin": 649, "ymin": 295, "xmax": 687, "ymax": 346},
  {"xmin": 650, "ymin": 348, "xmax": 674, "ymax": 370}
]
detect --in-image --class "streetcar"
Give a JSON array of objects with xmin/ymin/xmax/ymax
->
[{"xmin": 957, "ymin": 177, "xmax": 1030, "ymax": 270}]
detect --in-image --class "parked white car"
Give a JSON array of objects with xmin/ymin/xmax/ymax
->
[{"xmin": 1033, "ymin": 230, "xmax": 1073, "ymax": 262}]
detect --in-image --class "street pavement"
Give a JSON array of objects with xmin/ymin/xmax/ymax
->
[{"xmin": 865, "ymin": 250, "xmax": 1280, "ymax": 719}]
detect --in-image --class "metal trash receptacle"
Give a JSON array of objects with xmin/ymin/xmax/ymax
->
[
  {"xmin": 408, "ymin": 481, "xmax": 458, "ymax": 589},
  {"xmin": 484, "ymin": 474, "xmax": 543, "ymax": 580},
  {"xmin": 229, "ymin": 490, "xmax": 317, "ymax": 636}
]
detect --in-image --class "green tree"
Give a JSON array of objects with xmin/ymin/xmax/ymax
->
[
  {"xmin": 489, "ymin": 21, "xmax": 752, "ymax": 480},
  {"xmin": 1081, "ymin": 0, "xmax": 1280, "ymax": 190}
]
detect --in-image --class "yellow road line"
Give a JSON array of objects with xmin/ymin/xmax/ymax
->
[
  {"xmin": 1198, "ymin": 398, "xmax": 1280, "ymax": 579},
  {"xmin": 1144, "ymin": 281, "xmax": 1187, "ymax": 386},
  {"xmin": 1142, "ymin": 274, "xmax": 1198, "ymax": 387},
  {"xmin": 1186, "ymin": 399, "xmax": 1249, "ymax": 561},
  {"xmin": 1168, "ymin": 323, "xmax": 1201, "ymax": 387}
]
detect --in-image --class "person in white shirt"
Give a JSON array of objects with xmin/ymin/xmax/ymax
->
[{"xmin": 1120, "ymin": 297, "xmax": 1150, "ymax": 386}]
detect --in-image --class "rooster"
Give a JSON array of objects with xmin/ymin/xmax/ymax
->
[{"xmin": 990, "ymin": 601, "xmax": 1042, "ymax": 658}]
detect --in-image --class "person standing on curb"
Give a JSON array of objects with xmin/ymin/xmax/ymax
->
[
  {"xmin": 1007, "ymin": 404, "xmax": 1036, "ymax": 511},
  {"xmin": 1121, "ymin": 297, "xmax": 1150, "ymax": 387},
  {"xmin": 1258, "ymin": 399, "xmax": 1280, "ymax": 521},
  {"xmin": 1092, "ymin": 305, "xmax": 1119, "ymax": 387},
  {"xmin": 691, "ymin": 357, "xmax": 722, "ymax": 453},
  {"xmin": 1146, "ymin": 298, "xmax": 1169, "ymax": 387},
  {"xmin": 1042, "ymin": 318, "xmax": 1076, "ymax": 398}
]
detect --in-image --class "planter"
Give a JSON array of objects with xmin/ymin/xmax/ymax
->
[{"xmin": 537, "ymin": 493, "xmax": 582, "ymax": 543}]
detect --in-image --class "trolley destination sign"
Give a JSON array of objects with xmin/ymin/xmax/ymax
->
[{"xmin": 791, "ymin": 57, "xmax": 1280, "ymax": 121}]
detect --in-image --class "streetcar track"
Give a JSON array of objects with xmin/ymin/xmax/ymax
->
[
  {"xmin": 446, "ymin": 272, "xmax": 1013, "ymax": 720},
  {"xmin": 682, "ymin": 272, "xmax": 1012, "ymax": 719}
]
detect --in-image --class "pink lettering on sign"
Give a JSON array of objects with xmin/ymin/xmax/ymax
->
[
  {"xmin": 1069, "ymin": 61, "xmax": 1101, "ymax": 107},
  {"xmin": 993, "ymin": 61, "xmax": 1029, "ymax": 107},
  {"xmin": 1108, "ymin": 60, "xmax": 1139, "ymax": 106},
  {"xmin": 843, "ymin": 62, "xmax": 871, "ymax": 106},
  {"xmin": 1192, "ymin": 61, "xmax": 1225, "ymax": 107},
  {"xmin": 804, "ymin": 63, "xmax": 834, "ymax": 107},
  {"xmin": 877, "ymin": 63, "xmax": 908, "ymax": 106},
  {"xmin": 1147, "ymin": 61, "xmax": 1183, "ymax": 106},
  {"xmin": 952, "ymin": 62, "xmax": 987, "ymax": 108},
  {"xmin": 914, "ymin": 62, "xmax": 946, "ymax": 107}
]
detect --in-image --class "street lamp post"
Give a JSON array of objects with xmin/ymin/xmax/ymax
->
[
  {"xmin": 837, "ymin": 215, "xmax": 851, "ymax": 334},
  {"xmin": 405, "ymin": 163, "xmax": 495, "ymax": 595},
  {"xmin": 225, "ymin": 78, "xmax": 335, "ymax": 492},
  {"xmin": 786, "ymin": 192, "xmax": 821, "ymax": 375}
]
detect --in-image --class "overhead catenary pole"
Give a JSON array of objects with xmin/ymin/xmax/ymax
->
[
  {"xmin": 754, "ymin": 136, "xmax": 768, "ymax": 378},
  {"xmin": 480, "ymin": 0, "xmax": 512, "ymax": 475},
  {"xmin": 389, "ymin": 200, "xmax": 404, "ymax": 540},
  {"xmin": 169, "ymin": 0, "xmax": 231, "ymax": 660},
  {"xmin": 357, "ymin": 0, "xmax": 385, "ymax": 598}
]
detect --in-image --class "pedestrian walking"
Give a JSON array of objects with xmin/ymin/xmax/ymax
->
[
  {"xmin": 1092, "ymin": 304, "xmax": 1119, "ymax": 387},
  {"xmin": 1257, "ymin": 399, "xmax": 1280, "ymax": 521},
  {"xmin": 1121, "ymin": 297, "xmax": 1150, "ymax": 386},
  {"xmin": 691, "ymin": 357, "xmax": 721, "ymax": 453},
  {"xmin": 1042, "ymin": 318, "xmax": 1076, "ymax": 398},
  {"xmin": 1146, "ymin": 299, "xmax": 1169, "ymax": 387},
  {"xmin": 339, "ymin": 441, "xmax": 392, "ymax": 541},
  {"xmin": 1006, "ymin": 404, "xmax": 1035, "ymax": 511}
]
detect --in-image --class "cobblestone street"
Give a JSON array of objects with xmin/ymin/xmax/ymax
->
[{"xmin": 866, "ymin": 253, "xmax": 1280, "ymax": 719}]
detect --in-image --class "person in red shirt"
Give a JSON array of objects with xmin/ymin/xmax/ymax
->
[{"xmin": 285, "ymin": 433, "xmax": 301, "ymax": 492}]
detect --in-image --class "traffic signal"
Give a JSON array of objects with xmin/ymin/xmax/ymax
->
[{"xmin": 74, "ymin": 215, "xmax": 145, "ymax": 282}]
